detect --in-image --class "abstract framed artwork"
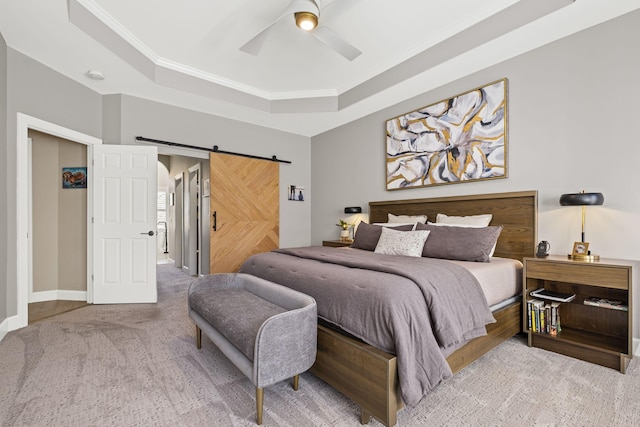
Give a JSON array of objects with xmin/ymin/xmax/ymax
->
[{"xmin": 385, "ymin": 78, "xmax": 508, "ymax": 190}]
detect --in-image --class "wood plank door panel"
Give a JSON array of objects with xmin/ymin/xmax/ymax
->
[{"xmin": 210, "ymin": 153, "xmax": 279, "ymax": 273}]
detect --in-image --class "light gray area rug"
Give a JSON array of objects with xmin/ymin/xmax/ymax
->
[{"xmin": 1, "ymin": 264, "xmax": 639, "ymax": 426}]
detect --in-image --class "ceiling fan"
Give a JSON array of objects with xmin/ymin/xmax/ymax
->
[{"xmin": 239, "ymin": 0, "xmax": 361, "ymax": 61}]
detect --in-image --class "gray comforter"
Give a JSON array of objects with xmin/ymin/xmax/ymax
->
[{"xmin": 239, "ymin": 246, "xmax": 495, "ymax": 407}]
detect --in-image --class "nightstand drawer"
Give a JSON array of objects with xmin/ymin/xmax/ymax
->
[{"xmin": 526, "ymin": 261, "xmax": 629, "ymax": 290}]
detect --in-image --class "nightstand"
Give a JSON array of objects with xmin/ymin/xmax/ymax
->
[
  {"xmin": 322, "ymin": 240, "xmax": 352, "ymax": 248},
  {"xmin": 523, "ymin": 255, "xmax": 637, "ymax": 373}
]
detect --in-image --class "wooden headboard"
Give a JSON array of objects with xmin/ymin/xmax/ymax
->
[{"xmin": 369, "ymin": 190, "xmax": 538, "ymax": 262}]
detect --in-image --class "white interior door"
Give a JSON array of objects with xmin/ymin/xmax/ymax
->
[{"xmin": 92, "ymin": 145, "xmax": 158, "ymax": 304}]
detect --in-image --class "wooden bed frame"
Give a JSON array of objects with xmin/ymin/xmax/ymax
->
[{"xmin": 309, "ymin": 190, "xmax": 538, "ymax": 427}]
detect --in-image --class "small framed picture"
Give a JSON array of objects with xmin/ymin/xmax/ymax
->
[
  {"xmin": 572, "ymin": 241, "xmax": 589, "ymax": 256},
  {"xmin": 287, "ymin": 185, "xmax": 305, "ymax": 201},
  {"xmin": 62, "ymin": 167, "xmax": 87, "ymax": 189}
]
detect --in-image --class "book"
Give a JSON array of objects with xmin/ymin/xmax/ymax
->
[
  {"xmin": 549, "ymin": 302, "xmax": 561, "ymax": 336},
  {"xmin": 530, "ymin": 288, "xmax": 575, "ymax": 303},
  {"xmin": 583, "ymin": 297, "xmax": 628, "ymax": 311},
  {"xmin": 527, "ymin": 299, "xmax": 545, "ymax": 332},
  {"xmin": 527, "ymin": 299, "xmax": 561, "ymax": 335}
]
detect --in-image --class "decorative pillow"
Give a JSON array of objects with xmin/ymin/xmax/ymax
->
[
  {"xmin": 428, "ymin": 218, "xmax": 497, "ymax": 256},
  {"xmin": 351, "ymin": 222, "xmax": 414, "ymax": 251},
  {"xmin": 415, "ymin": 222, "xmax": 502, "ymax": 262},
  {"xmin": 435, "ymin": 213, "xmax": 492, "ymax": 227},
  {"xmin": 388, "ymin": 213, "xmax": 428, "ymax": 224},
  {"xmin": 374, "ymin": 227, "xmax": 430, "ymax": 257}
]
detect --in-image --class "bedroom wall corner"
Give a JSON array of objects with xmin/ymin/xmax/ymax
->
[{"xmin": 101, "ymin": 94, "xmax": 122, "ymax": 145}]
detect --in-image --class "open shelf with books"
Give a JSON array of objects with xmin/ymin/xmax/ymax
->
[{"xmin": 523, "ymin": 256, "xmax": 637, "ymax": 373}]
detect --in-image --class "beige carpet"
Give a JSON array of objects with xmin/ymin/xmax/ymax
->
[{"xmin": 1, "ymin": 265, "xmax": 638, "ymax": 426}]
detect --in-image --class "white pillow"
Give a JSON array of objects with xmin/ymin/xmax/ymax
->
[
  {"xmin": 388, "ymin": 213, "xmax": 428, "ymax": 224},
  {"xmin": 435, "ymin": 213, "xmax": 492, "ymax": 227},
  {"xmin": 373, "ymin": 222, "xmax": 417, "ymax": 230},
  {"xmin": 374, "ymin": 227, "xmax": 430, "ymax": 257}
]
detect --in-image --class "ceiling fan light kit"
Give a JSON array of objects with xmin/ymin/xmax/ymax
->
[
  {"xmin": 239, "ymin": 0, "xmax": 361, "ymax": 61},
  {"xmin": 295, "ymin": 11, "xmax": 317, "ymax": 31}
]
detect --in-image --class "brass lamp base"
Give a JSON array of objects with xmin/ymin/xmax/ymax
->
[{"xmin": 567, "ymin": 254, "xmax": 600, "ymax": 262}]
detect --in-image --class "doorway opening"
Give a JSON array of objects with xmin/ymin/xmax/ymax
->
[
  {"xmin": 16, "ymin": 113, "xmax": 101, "ymax": 329},
  {"xmin": 157, "ymin": 153, "xmax": 209, "ymax": 277},
  {"xmin": 157, "ymin": 160, "xmax": 170, "ymax": 264},
  {"xmin": 27, "ymin": 130, "xmax": 90, "ymax": 323},
  {"xmin": 183, "ymin": 164, "xmax": 200, "ymax": 276}
]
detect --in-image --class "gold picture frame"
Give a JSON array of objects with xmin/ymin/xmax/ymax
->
[
  {"xmin": 385, "ymin": 78, "xmax": 508, "ymax": 190},
  {"xmin": 572, "ymin": 241, "xmax": 589, "ymax": 256}
]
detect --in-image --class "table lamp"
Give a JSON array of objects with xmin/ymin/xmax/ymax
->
[
  {"xmin": 343, "ymin": 207, "xmax": 362, "ymax": 241},
  {"xmin": 559, "ymin": 191, "xmax": 604, "ymax": 261}
]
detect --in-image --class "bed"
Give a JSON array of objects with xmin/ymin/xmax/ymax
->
[{"xmin": 239, "ymin": 190, "xmax": 537, "ymax": 426}]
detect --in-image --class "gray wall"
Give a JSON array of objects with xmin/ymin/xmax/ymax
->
[
  {"xmin": 0, "ymin": 33, "xmax": 7, "ymax": 323},
  {"xmin": 312, "ymin": 10, "xmax": 640, "ymax": 256},
  {"xmin": 311, "ymin": 11, "xmax": 640, "ymax": 336},
  {"xmin": 103, "ymin": 94, "xmax": 312, "ymax": 249}
]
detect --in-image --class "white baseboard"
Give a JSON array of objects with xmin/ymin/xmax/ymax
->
[
  {"xmin": 634, "ymin": 338, "xmax": 639, "ymax": 358},
  {"xmin": 0, "ymin": 317, "xmax": 8, "ymax": 343},
  {"xmin": 29, "ymin": 290, "xmax": 87, "ymax": 303},
  {"xmin": 0, "ymin": 314, "xmax": 23, "ymax": 343}
]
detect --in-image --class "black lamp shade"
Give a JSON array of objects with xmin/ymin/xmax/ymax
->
[
  {"xmin": 344, "ymin": 206, "xmax": 362, "ymax": 214},
  {"xmin": 559, "ymin": 192, "xmax": 604, "ymax": 206}
]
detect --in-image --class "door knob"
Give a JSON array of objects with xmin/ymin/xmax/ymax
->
[{"xmin": 141, "ymin": 231, "xmax": 155, "ymax": 236}]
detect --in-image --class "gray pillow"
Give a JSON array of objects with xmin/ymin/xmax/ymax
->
[
  {"xmin": 351, "ymin": 222, "xmax": 414, "ymax": 251},
  {"xmin": 415, "ymin": 222, "xmax": 503, "ymax": 262}
]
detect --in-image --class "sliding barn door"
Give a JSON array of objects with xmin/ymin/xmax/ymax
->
[{"xmin": 209, "ymin": 153, "xmax": 279, "ymax": 273}]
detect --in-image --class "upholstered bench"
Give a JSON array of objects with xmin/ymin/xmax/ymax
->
[{"xmin": 187, "ymin": 273, "xmax": 317, "ymax": 425}]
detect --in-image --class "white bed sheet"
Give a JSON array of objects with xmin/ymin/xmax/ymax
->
[{"xmin": 442, "ymin": 257, "xmax": 523, "ymax": 308}]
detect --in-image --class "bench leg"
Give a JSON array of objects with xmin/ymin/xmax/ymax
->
[
  {"xmin": 196, "ymin": 325, "xmax": 202, "ymax": 349},
  {"xmin": 293, "ymin": 374, "xmax": 299, "ymax": 391},
  {"xmin": 256, "ymin": 387, "xmax": 264, "ymax": 425}
]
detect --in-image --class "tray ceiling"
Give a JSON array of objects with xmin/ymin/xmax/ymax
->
[{"xmin": 1, "ymin": 0, "xmax": 638, "ymax": 136}]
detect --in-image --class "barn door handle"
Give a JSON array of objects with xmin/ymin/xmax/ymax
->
[
  {"xmin": 213, "ymin": 211, "xmax": 217, "ymax": 231},
  {"xmin": 141, "ymin": 231, "xmax": 155, "ymax": 236}
]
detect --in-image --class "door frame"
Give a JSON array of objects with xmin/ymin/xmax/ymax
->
[
  {"xmin": 173, "ymin": 173, "xmax": 184, "ymax": 268},
  {"xmin": 185, "ymin": 163, "xmax": 200, "ymax": 276},
  {"xmin": 15, "ymin": 113, "xmax": 101, "ymax": 329}
]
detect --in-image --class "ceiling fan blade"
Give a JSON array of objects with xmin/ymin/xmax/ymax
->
[
  {"xmin": 239, "ymin": 20, "xmax": 279, "ymax": 56},
  {"xmin": 312, "ymin": 26, "xmax": 361, "ymax": 61},
  {"xmin": 240, "ymin": 0, "xmax": 319, "ymax": 56}
]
